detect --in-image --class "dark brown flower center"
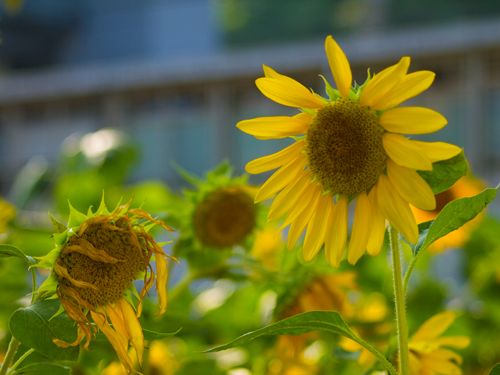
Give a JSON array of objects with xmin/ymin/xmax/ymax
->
[
  {"xmin": 193, "ymin": 187, "xmax": 256, "ymax": 248},
  {"xmin": 305, "ymin": 98, "xmax": 387, "ymax": 197}
]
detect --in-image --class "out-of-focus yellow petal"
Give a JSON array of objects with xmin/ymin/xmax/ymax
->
[
  {"xmin": 360, "ymin": 57, "xmax": 410, "ymax": 108},
  {"xmin": 420, "ymin": 351, "xmax": 463, "ymax": 375},
  {"xmin": 377, "ymin": 175, "xmax": 418, "ymax": 244},
  {"xmin": 370, "ymin": 70, "xmax": 435, "ymax": 110},
  {"xmin": 379, "ymin": 107, "xmax": 447, "ymax": 135},
  {"xmin": 237, "ymin": 115, "xmax": 309, "ymax": 140},
  {"xmin": 325, "ymin": 36, "xmax": 352, "ymax": 98},
  {"xmin": 119, "ymin": 299, "xmax": 145, "ymax": 367},
  {"xmin": 411, "ymin": 311, "xmax": 455, "ymax": 342},
  {"xmin": 255, "ymin": 153, "xmax": 307, "ymax": 203},
  {"xmin": 435, "ymin": 336, "xmax": 470, "ymax": 349},
  {"xmin": 410, "ymin": 140, "xmax": 462, "ymax": 163},
  {"xmin": 325, "ymin": 196, "xmax": 348, "ymax": 267},
  {"xmin": 366, "ymin": 185, "xmax": 386, "ymax": 257},
  {"xmin": 387, "ymin": 159, "xmax": 436, "ymax": 210},
  {"xmin": 256, "ymin": 66, "xmax": 325, "ymax": 110},
  {"xmin": 90, "ymin": 310, "xmax": 139, "ymax": 375},
  {"xmin": 347, "ymin": 192, "xmax": 372, "ymax": 265},
  {"xmin": 287, "ymin": 185, "xmax": 323, "ymax": 250},
  {"xmin": 245, "ymin": 140, "xmax": 304, "ymax": 174},
  {"xmin": 268, "ymin": 170, "xmax": 312, "ymax": 222},
  {"xmin": 303, "ymin": 192, "xmax": 334, "ymax": 261},
  {"xmin": 382, "ymin": 133, "xmax": 433, "ymax": 171},
  {"xmin": 154, "ymin": 251, "xmax": 168, "ymax": 316},
  {"xmin": 358, "ymin": 348, "xmax": 377, "ymax": 372}
]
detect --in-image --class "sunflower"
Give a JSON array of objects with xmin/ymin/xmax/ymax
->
[
  {"xmin": 237, "ymin": 35, "xmax": 461, "ymax": 267},
  {"xmin": 36, "ymin": 198, "xmax": 176, "ymax": 374},
  {"xmin": 408, "ymin": 311, "xmax": 470, "ymax": 375}
]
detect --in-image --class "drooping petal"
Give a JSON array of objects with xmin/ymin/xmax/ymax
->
[
  {"xmin": 366, "ymin": 185, "xmax": 386, "ymax": 257},
  {"xmin": 347, "ymin": 192, "xmax": 372, "ymax": 265},
  {"xmin": 325, "ymin": 196, "xmax": 348, "ymax": 267},
  {"xmin": 360, "ymin": 57, "xmax": 410, "ymax": 108},
  {"xmin": 370, "ymin": 70, "xmax": 435, "ymax": 110},
  {"xmin": 382, "ymin": 133, "xmax": 433, "ymax": 171},
  {"xmin": 54, "ymin": 262, "xmax": 99, "ymax": 291},
  {"xmin": 106, "ymin": 303, "xmax": 129, "ymax": 351},
  {"xmin": 411, "ymin": 311, "xmax": 455, "ymax": 342},
  {"xmin": 53, "ymin": 326, "xmax": 86, "ymax": 349},
  {"xmin": 63, "ymin": 239, "xmax": 124, "ymax": 263},
  {"xmin": 286, "ymin": 185, "xmax": 323, "ymax": 250},
  {"xmin": 90, "ymin": 310, "xmax": 139, "ymax": 375},
  {"xmin": 256, "ymin": 66, "xmax": 325, "ymax": 110},
  {"xmin": 237, "ymin": 115, "xmax": 309, "ymax": 140},
  {"xmin": 325, "ymin": 36, "xmax": 352, "ymax": 98},
  {"xmin": 410, "ymin": 140, "xmax": 462, "ymax": 163},
  {"xmin": 119, "ymin": 299, "xmax": 145, "ymax": 367},
  {"xmin": 154, "ymin": 249, "xmax": 168, "ymax": 316},
  {"xmin": 303, "ymin": 192, "xmax": 334, "ymax": 261},
  {"xmin": 245, "ymin": 140, "xmax": 305, "ymax": 174},
  {"xmin": 377, "ymin": 175, "xmax": 418, "ymax": 244},
  {"xmin": 379, "ymin": 107, "xmax": 447, "ymax": 135},
  {"xmin": 387, "ymin": 158, "xmax": 436, "ymax": 210},
  {"xmin": 267, "ymin": 170, "xmax": 312, "ymax": 222},
  {"xmin": 255, "ymin": 153, "xmax": 307, "ymax": 202}
]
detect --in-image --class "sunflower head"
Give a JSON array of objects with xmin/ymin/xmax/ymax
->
[
  {"xmin": 36, "ymin": 196, "xmax": 176, "ymax": 374},
  {"xmin": 238, "ymin": 35, "xmax": 464, "ymax": 268}
]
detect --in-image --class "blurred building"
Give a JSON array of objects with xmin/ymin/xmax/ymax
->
[{"xmin": 1, "ymin": 0, "xmax": 500, "ymax": 193}]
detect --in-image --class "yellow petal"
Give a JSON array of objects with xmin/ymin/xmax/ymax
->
[
  {"xmin": 376, "ymin": 175, "xmax": 418, "ymax": 244},
  {"xmin": 303, "ymin": 193, "xmax": 334, "ymax": 261},
  {"xmin": 379, "ymin": 107, "xmax": 447, "ymax": 135},
  {"xmin": 424, "ymin": 348, "xmax": 463, "ymax": 364},
  {"xmin": 237, "ymin": 115, "xmax": 309, "ymax": 140},
  {"xmin": 256, "ymin": 66, "xmax": 325, "ymax": 110},
  {"xmin": 411, "ymin": 311, "xmax": 455, "ymax": 342},
  {"xmin": 267, "ymin": 170, "xmax": 312, "ymax": 222},
  {"xmin": 435, "ymin": 336, "xmax": 470, "ymax": 349},
  {"xmin": 382, "ymin": 133, "xmax": 433, "ymax": 171},
  {"xmin": 119, "ymin": 299, "xmax": 145, "ymax": 367},
  {"xmin": 420, "ymin": 352, "xmax": 463, "ymax": 375},
  {"xmin": 360, "ymin": 57, "xmax": 410, "ymax": 108},
  {"xmin": 154, "ymin": 251, "xmax": 168, "ymax": 316},
  {"xmin": 90, "ymin": 310, "xmax": 139, "ymax": 375},
  {"xmin": 370, "ymin": 70, "xmax": 435, "ymax": 110},
  {"xmin": 358, "ymin": 349, "xmax": 377, "ymax": 372},
  {"xmin": 106, "ymin": 303, "xmax": 129, "ymax": 351},
  {"xmin": 286, "ymin": 185, "xmax": 323, "ymax": 250},
  {"xmin": 255, "ymin": 153, "xmax": 307, "ymax": 203},
  {"xmin": 245, "ymin": 140, "xmax": 304, "ymax": 174},
  {"xmin": 410, "ymin": 140, "xmax": 462, "ymax": 163},
  {"xmin": 324, "ymin": 196, "xmax": 348, "ymax": 267},
  {"xmin": 387, "ymin": 158, "xmax": 436, "ymax": 210},
  {"xmin": 325, "ymin": 36, "xmax": 352, "ymax": 98},
  {"xmin": 54, "ymin": 262, "xmax": 99, "ymax": 291},
  {"xmin": 347, "ymin": 192, "xmax": 372, "ymax": 265},
  {"xmin": 366, "ymin": 185, "xmax": 386, "ymax": 257},
  {"xmin": 278, "ymin": 177, "xmax": 317, "ymax": 230}
]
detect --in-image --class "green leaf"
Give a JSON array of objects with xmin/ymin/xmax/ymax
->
[
  {"xmin": 417, "ymin": 151, "xmax": 468, "ymax": 195},
  {"xmin": 400, "ymin": 220, "xmax": 433, "ymax": 256},
  {"xmin": 489, "ymin": 364, "xmax": 500, "ymax": 375},
  {"xmin": 171, "ymin": 161, "xmax": 203, "ymax": 187},
  {"xmin": 9, "ymin": 299, "xmax": 79, "ymax": 361},
  {"xmin": 13, "ymin": 363, "xmax": 71, "ymax": 375},
  {"xmin": 0, "ymin": 244, "xmax": 37, "ymax": 297},
  {"xmin": 47, "ymin": 212, "xmax": 67, "ymax": 234},
  {"xmin": 94, "ymin": 327, "xmax": 181, "ymax": 342},
  {"xmin": 333, "ymin": 347, "xmax": 361, "ymax": 360},
  {"xmin": 412, "ymin": 186, "xmax": 498, "ymax": 255},
  {"xmin": 204, "ymin": 311, "xmax": 397, "ymax": 375}
]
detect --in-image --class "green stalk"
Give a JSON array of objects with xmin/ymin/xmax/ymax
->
[
  {"xmin": 5, "ymin": 349, "xmax": 34, "ymax": 375},
  {"xmin": 0, "ymin": 337, "xmax": 20, "ymax": 375},
  {"xmin": 389, "ymin": 225, "xmax": 411, "ymax": 375}
]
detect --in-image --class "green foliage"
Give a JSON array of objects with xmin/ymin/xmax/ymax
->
[
  {"xmin": 9, "ymin": 299, "xmax": 79, "ymax": 361},
  {"xmin": 0, "ymin": 244, "xmax": 37, "ymax": 297},
  {"xmin": 94, "ymin": 328, "xmax": 181, "ymax": 342},
  {"xmin": 417, "ymin": 151, "xmax": 468, "ymax": 195},
  {"xmin": 490, "ymin": 364, "xmax": 500, "ymax": 375},
  {"xmin": 13, "ymin": 363, "xmax": 71, "ymax": 375}
]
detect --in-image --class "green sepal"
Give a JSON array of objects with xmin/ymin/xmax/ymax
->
[
  {"xmin": 35, "ymin": 273, "xmax": 59, "ymax": 295},
  {"xmin": 142, "ymin": 221, "xmax": 157, "ymax": 233},
  {"xmin": 48, "ymin": 212, "xmax": 67, "ymax": 234},
  {"xmin": 312, "ymin": 90, "xmax": 330, "ymax": 104},
  {"xmin": 301, "ymin": 108, "xmax": 316, "ymax": 115},
  {"xmin": 92, "ymin": 192, "xmax": 111, "ymax": 217},
  {"xmin": 417, "ymin": 151, "xmax": 468, "ymax": 195},
  {"xmin": 319, "ymin": 75, "xmax": 341, "ymax": 101},
  {"xmin": 172, "ymin": 161, "xmax": 204, "ymax": 187},
  {"xmin": 53, "ymin": 230, "xmax": 69, "ymax": 246},
  {"xmin": 67, "ymin": 200, "xmax": 87, "ymax": 229},
  {"xmin": 48, "ymin": 301, "xmax": 66, "ymax": 322},
  {"xmin": 33, "ymin": 247, "xmax": 61, "ymax": 269},
  {"xmin": 356, "ymin": 68, "xmax": 371, "ymax": 97}
]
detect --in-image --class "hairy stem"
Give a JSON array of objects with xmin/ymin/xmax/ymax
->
[
  {"xmin": 0, "ymin": 337, "xmax": 20, "ymax": 375},
  {"xmin": 390, "ymin": 225, "xmax": 411, "ymax": 375}
]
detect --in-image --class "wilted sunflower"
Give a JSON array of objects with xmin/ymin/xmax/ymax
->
[
  {"xmin": 237, "ymin": 35, "xmax": 461, "ymax": 267},
  {"xmin": 36, "ymin": 198, "xmax": 176, "ymax": 374}
]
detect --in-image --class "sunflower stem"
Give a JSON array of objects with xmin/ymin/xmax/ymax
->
[
  {"xmin": 0, "ymin": 337, "xmax": 20, "ymax": 375},
  {"xmin": 5, "ymin": 348, "xmax": 34, "ymax": 375},
  {"xmin": 389, "ymin": 225, "xmax": 411, "ymax": 375}
]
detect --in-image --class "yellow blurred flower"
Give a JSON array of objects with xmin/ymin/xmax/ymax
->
[
  {"xmin": 238, "ymin": 35, "xmax": 460, "ymax": 267},
  {"xmin": 411, "ymin": 175, "xmax": 484, "ymax": 252},
  {"xmin": 251, "ymin": 225, "xmax": 285, "ymax": 272},
  {"xmin": 36, "ymin": 199, "xmax": 176, "ymax": 374},
  {"xmin": 409, "ymin": 312, "xmax": 470, "ymax": 375},
  {"xmin": 0, "ymin": 198, "xmax": 16, "ymax": 233}
]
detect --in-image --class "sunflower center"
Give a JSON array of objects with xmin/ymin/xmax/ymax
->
[
  {"xmin": 305, "ymin": 98, "xmax": 387, "ymax": 197},
  {"xmin": 193, "ymin": 187, "xmax": 256, "ymax": 248},
  {"xmin": 57, "ymin": 219, "xmax": 146, "ymax": 306}
]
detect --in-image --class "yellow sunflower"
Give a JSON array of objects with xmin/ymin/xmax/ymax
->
[
  {"xmin": 36, "ymin": 198, "xmax": 176, "ymax": 374},
  {"xmin": 408, "ymin": 311, "xmax": 470, "ymax": 375},
  {"xmin": 237, "ymin": 35, "xmax": 461, "ymax": 267}
]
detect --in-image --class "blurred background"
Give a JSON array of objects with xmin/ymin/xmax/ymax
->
[{"xmin": 1, "ymin": 0, "xmax": 500, "ymax": 197}]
